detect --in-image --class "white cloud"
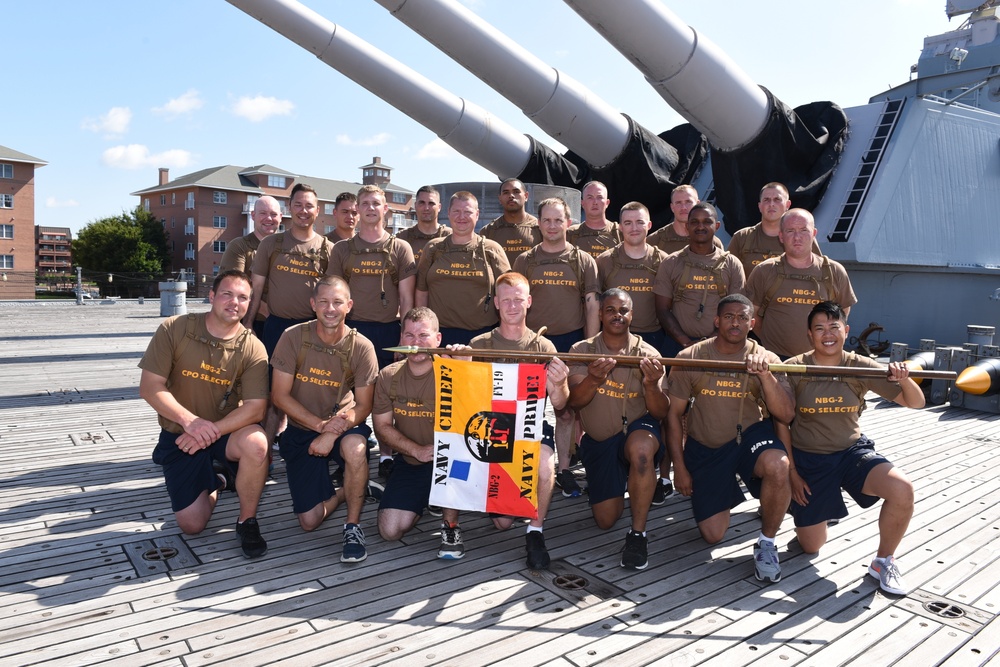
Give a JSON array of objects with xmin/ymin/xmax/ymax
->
[
  {"xmin": 230, "ymin": 95, "xmax": 295, "ymax": 122},
  {"xmin": 415, "ymin": 138, "xmax": 456, "ymax": 160},
  {"xmin": 80, "ymin": 107, "xmax": 132, "ymax": 136},
  {"xmin": 46, "ymin": 197, "xmax": 79, "ymax": 208},
  {"xmin": 153, "ymin": 89, "xmax": 204, "ymax": 118},
  {"xmin": 336, "ymin": 132, "xmax": 392, "ymax": 147},
  {"xmin": 101, "ymin": 145, "xmax": 194, "ymax": 170}
]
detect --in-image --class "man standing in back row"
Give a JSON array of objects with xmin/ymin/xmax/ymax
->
[
  {"xmin": 568, "ymin": 181, "xmax": 622, "ymax": 259},
  {"xmin": 479, "ymin": 178, "xmax": 541, "ymax": 265},
  {"xmin": 219, "ymin": 195, "xmax": 281, "ymax": 338},
  {"xmin": 397, "ymin": 185, "xmax": 450, "ymax": 262},
  {"xmin": 647, "ymin": 185, "xmax": 722, "ymax": 255},
  {"xmin": 728, "ymin": 182, "xmax": 821, "ymax": 276},
  {"xmin": 745, "ymin": 208, "xmax": 855, "ymax": 359}
]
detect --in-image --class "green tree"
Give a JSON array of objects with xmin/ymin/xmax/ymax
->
[{"xmin": 72, "ymin": 207, "xmax": 169, "ymax": 296}]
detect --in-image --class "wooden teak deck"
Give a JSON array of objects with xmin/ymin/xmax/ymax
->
[{"xmin": 1, "ymin": 301, "xmax": 999, "ymax": 666}]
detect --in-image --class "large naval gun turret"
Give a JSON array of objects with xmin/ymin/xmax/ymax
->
[{"xmin": 225, "ymin": 0, "xmax": 1000, "ymax": 351}]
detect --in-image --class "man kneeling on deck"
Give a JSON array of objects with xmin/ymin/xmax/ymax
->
[
  {"xmin": 373, "ymin": 308, "xmax": 467, "ymax": 559},
  {"xmin": 449, "ymin": 272, "xmax": 571, "ymax": 569},
  {"xmin": 139, "ymin": 269, "xmax": 270, "ymax": 558},
  {"xmin": 778, "ymin": 301, "xmax": 924, "ymax": 595},
  {"xmin": 666, "ymin": 294, "xmax": 794, "ymax": 583},
  {"xmin": 270, "ymin": 276, "xmax": 379, "ymax": 563},
  {"xmin": 567, "ymin": 288, "xmax": 670, "ymax": 570}
]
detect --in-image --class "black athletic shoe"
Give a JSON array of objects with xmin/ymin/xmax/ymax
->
[
  {"xmin": 621, "ymin": 530, "xmax": 648, "ymax": 570},
  {"xmin": 213, "ymin": 459, "xmax": 235, "ymax": 493},
  {"xmin": 556, "ymin": 469, "xmax": 582, "ymax": 498},
  {"xmin": 330, "ymin": 466, "xmax": 344, "ymax": 491},
  {"xmin": 235, "ymin": 517, "xmax": 267, "ymax": 559},
  {"xmin": 525, "ymin": 531, "xmax": 550, "ymax": 570},
  {"xmin": 378, "ymin": 458, "xmax": 394, "ymax": 480},
  {"xmin": 651, "ymin": 478, "xmax": 673, "ymax": 506}
]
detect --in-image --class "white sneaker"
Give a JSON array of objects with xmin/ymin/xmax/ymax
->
[{"xmin": 868, "ymin": 556, "xmax": 909, "ymax": 595}]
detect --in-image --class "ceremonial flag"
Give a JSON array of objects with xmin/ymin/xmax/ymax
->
[{"xmin": 430, "ymin": 358, "xmax": 547, "ymax": 519}]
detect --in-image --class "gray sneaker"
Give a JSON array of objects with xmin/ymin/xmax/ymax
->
[{"xmin": 754, "ymin": 540, "xmax": 781, "ymax": 583}]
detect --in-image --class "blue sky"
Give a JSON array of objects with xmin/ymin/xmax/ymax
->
[{"xmin": 5, "ymin": 0, "xmax": 955, "ymax": 235}]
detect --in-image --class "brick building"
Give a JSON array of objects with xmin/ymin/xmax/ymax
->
[
  {"xmin": 132, "ymin": 157, "xmax": 414, "ymax": 296},
  {"xmin": 35, "ymin": 226, "xmax": 72, "ymax": 275},
  {"xmin": 0, "ymin": 145, "xmax": 47, "ymax": 300}
]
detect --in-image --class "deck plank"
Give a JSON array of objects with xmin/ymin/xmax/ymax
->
[{"xmin": 2, "ymin": 301, "xmax": 1000, "ymax": 666}]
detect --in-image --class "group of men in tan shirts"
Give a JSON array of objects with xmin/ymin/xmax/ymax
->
[{"xmin": 138, "ymin": 177, "xmax": 923, "ymax": 596}]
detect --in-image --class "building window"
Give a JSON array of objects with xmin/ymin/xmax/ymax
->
[
  {"xmin": 184, "ymin": 192, "xmax": 195, "ymax": 210},
  {"xmin": 0, "ymin": 224, "xmax": 12, "ymax": 239},
  {"xmin": 184, "ymin": 243, "xmax": 195, "ymax": 260},
  {"xmin": 185, "ymin": 218, "xmax": 195, "ymax": 235},
  {"xmin": 143, "ymin": 198, "xmax": 150, "ymax": 212},
  {"xmin": 0, "ymin": 194, "xmax": 12, "ymax": 209},
  {"xmin": 213, "ymin": 241, "xmax": 227, "ymax": 253},
  {"xmin": 213, "ymin": 191, "xmax": 228, "ymax": 204},
  {"xmin": 324, "ymin": 225, "xmax": 335, "ymax": 234},
  {"xmin": 160, "ymin": 194, "xmax": 166, "ymax": 206},
  {"xmin": 392, "ymin": 213, "xmax": 407, "ymax": 228},
  {"xmin": 0, "ymin": 164, "xmax": 12, "ymax": 179},
  {"xmin": 170, "ymin": 217, "xmax": 175, "ymax": 228},
  {"xmin": 213, "ymin": 216, "xmax": 227, "ymax": 229},
  {"xmin": 171, "ymin": 193, "xmax": 176, "ymax": 205},
  {"xmin": 324, "ymin": 203, "xmax": 335, "ymax": 215},
  {"xmin": 392, "ymin": 192, "xmax": 407, "ymax": 204},
  {"xmin": 0, "ymin": 255, "xmax": 12, "ymax": 269},
  {"xmin": 267, "ymin": 175, "xmax": 286, "ymax": 188}
]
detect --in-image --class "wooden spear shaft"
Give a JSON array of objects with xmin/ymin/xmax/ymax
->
[{"xmin": 383, "ymin": 346, "xmax": 958, "ymax": 380}]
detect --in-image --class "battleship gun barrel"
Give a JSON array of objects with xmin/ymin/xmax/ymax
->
[
  {"xmin": 225, "ymin": 0, "xmax": 532, "ymax": 177},
  {"xmin": 375, "ymin": 0, "xmax": 631, "ymax": 168},
  {"xmin": 564, "ymin": 0, "xmax": 769, "ymax": 151}
]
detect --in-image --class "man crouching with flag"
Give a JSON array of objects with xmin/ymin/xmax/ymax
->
[
  {"xmin": 450, "ymin": 272, "xmax": 570, "ymax": 569},
  {"xmin": 373, "ymin": 307, "xmax": 466, "ymax": 558},
  {"xmin": 568, "ymin": 288, "xmax": 670, "ymax": 570}
]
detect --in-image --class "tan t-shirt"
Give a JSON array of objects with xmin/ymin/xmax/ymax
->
[
  {"xmin": 745, "ymin": 254, "xmax": 857, "ymax": 358},
  {"xmin": 326, "ymin": 236, "xmax": 417, "ymax": 323},
  {"xmin": 373, "ymin": 360, "xmax": 437, "ymax": 463},
  {"xmin": 512, "ymin": 245, "xmax": 600, "ymax": 335},
  {"xmin": 567, "ymin": 221, "xmax": 622, "ymax": 259},
  {"xmin": 219, "ymin": 232, "xmax": 261, "ymax": 274},
  {"xmin": 397, "ymin": 225, "xmax": 451, "ymax": 264},
  {"xmin": 785, "ymin": 351, "xmax": 901, "ymax": 454},
  {"xmin": 666, "ymin": 338, "xmax": 787, "ymax": 448},
  {"xmin": 470, "ymin": 328, "xmax": 557, "ymax": 360},
  {"xmin": 416, "ymin": 235, "xmax": 511, "ymax": 330},
  {"xmin": 251, "ymin": 232, "xmax": 331, "ymax": 320},
  {"xmin": 653, "ymin": 247, "xmax": 746, "ymax": 339},
  {"xmin": 569, "ymin": 333, "xmax": 663, "ymax": 442},
  {"xmin": 596, "ymin": 244, "xmax": 667, "ymax": 333},
  {"xmin": 270, "ymin": 321, "xmax": 379, "ymax": 431},
  {"xmin": 138, "ymin": 314, "xmax": 269, "ymax": 434},
  {"xmin": 728, "ymin": 222, "xmax": 822, "ymax": 276},
  {"xmin": 648, "ymin": 223, "xmax": 723, "ymax": 256},
  {"xmin": 479, "ymin": 214, "xmax": 541, "ymax": 266}
]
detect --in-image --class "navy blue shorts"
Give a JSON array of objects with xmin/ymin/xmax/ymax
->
[
  {"xmin": 439, "ymin": 325, "xmax": 493, "ymax": 348},
  {"xmin": 683, "ymin": 420, "xmax": 785, "ymax": 523},
  {"xmin": 378, "ymin": 455, "xmax": 433, "ymax": 515},
  {"xmin": 347, "ymin": 318, "xmax": 401, "ymax": 370},
  {"xmin": 547, "ymin": 328, "xmax": 584, "ymax": 354},
  {"xmin": 790, "ymin": 435, "xmax": 890, "ymax": 528},
  {"xmin": 578, "ymin": 414, "xmax": 664, "ymax": 505},
  {"xmin": 152, "ymin": 430, "xmax": 235, "ymax": 512},
  {"xmin": 279, "ymin": 423, "xmax": 372, "ymax": 515}
]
